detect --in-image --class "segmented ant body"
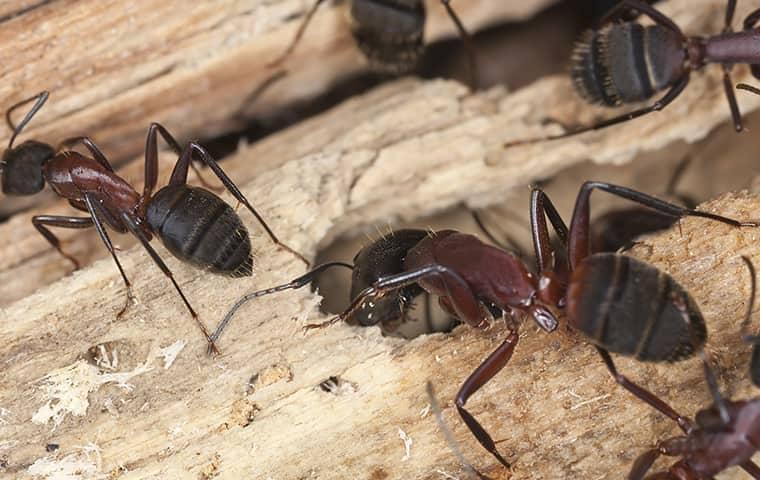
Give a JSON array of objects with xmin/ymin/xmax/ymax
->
[
  {"xmin": 629, "ymin": 257, "xmax": 760, "ymax": 480},
  {"xmin": 270, "ymin": 0, "xmax": 477, "ymax": 87},
  {"xmin": 213, "ymin": 180, "xmax": 759, "ymax": 469},
  {"xmin": 2, "ymin": 92, "xmax": 307, "ymax": 352},
  {"xmin": 506, "ymin": 0, "xmax": 760, "ymax": 147}
]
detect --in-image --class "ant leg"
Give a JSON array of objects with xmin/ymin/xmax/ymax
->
[
  {"xmin": 439, "ymin": 0, "xmax": 478, "ymax": 90},
  {"xmin": 58, "ymin": 137, "xmax": 115, "ymax": 172},
  {"xmin": 737, "ymin": 256, "xmax": 760, "ymax": 387},
  {"xmin": 328, "ymin": 264, "xmax": 488, "ymax": 331},
  {"xmin": 505, "ymin": 76, "xmax": 690, "ymax": 147},
  {"xmin": 725, "ymin": 0, "xmax": 737, "ymax": 31},
  {"xmin": 142, "ymin": 123, "xmax": 218, "ymax": 197},
  {"xmin": 598, "ymin": 0, "xmax": 683, "ymax": 37},
  {"xmin": 118, "ymin": 211, "xmax": 220, "ymax": 354},
  {"xmin": 170, "ymin": 141, "xmax": 310, "ymax": 266},
  {"xmin": 268, "ymin": 0, "xmax": 326, "ymax": 67},
  {"xmin": 32, "ymin": 215, "xmax": 93, "ymax": 268},
  {"xmin": 663, "ymin": 154, "xmax": 694, "ymax": 207},
  {"xmin": 469, "ymin": 209, "xmax": 524, "ymax": 256},
  {"xmin": 209, "ymin": 262, "xmax": 353, "ymax": 351},
  {"xmin": 721, "ymin": 66, "xmax": 743, "ymax": 132},
  {"xmin": 530, "ymin": 187, "xmax": 569, "ymax": 274},
  {"xmin": 566, "ymin": 181, "xmax": 758, "ymax": 270},
  {"xmin": 82, "ymin": 195, "xmax": 135, "ymax": 318},
  {"xmin": 6, "ymin": 91, "xmax": 49, "ymax": 149},
  {"xmin": 427, "ymin": 382, "xmax": 492, "ymax": 480},
  {"xmin": 596, "ymin": 348, "xmax": 693, "ymax": 433},
  {"xmin": 628, "ymin": 447, "xmax": 663, "ymax": 480},
  {"xmin": 455, "ymin": 330, "xmax": 518, "ymax": 468}
]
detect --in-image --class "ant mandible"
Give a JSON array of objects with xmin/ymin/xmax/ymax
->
[
  {"xmin": 212, "ymin": 180, "xmax": 759, "ymax": 468},
  {"xmin": 2, "ymin": 91, "xmax": 309, "ymax": 353},
  {"xmin": 506, "ymin": 0, "xmax": 760, "ymax": 147},
  {"xmin": 628, "ymin": 257, "xmax": 760, "ymax": 480}
]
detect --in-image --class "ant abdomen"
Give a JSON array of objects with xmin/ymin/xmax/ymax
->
[
  {"xmin": 2, "ymin": 140, "xmax": 54, "ymax": 195},
  {"xmin": 567, "ymin": 253, "xmax": 705, "ymax": 362},
  {"xmin": 349, "ymin": 0, "xmax": 426, "ymax": 74},
  {"xmin": 571, "ymin": 24, "xmax": 684, "ymax": 106},
  {"xmin": 146, "ymin": 185, "xmax": 252, "ymax": 277}
]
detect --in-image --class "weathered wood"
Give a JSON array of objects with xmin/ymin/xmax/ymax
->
[
  {"xmin": 4, "ymin": 1, "xmax": 760, "ymax": 478},
  {"xmin": 2, "ymin": 144, "xmax": 760, "ymax": 478},
  {"xmin": 0, "ymin": 0, "xmax": 557, "ymax": 216}
]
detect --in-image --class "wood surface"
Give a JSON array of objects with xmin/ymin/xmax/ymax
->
[
  {"xmin": 4, "ymin": 0, "xmax": 760, "ymax": 479},
  {"xmin": 0, "ymin": 0, "xmax": 558, "ymax": 216}
]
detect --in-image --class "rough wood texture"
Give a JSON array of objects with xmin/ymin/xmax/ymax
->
[
  {"xmin": 0, "ymin": 0, "xmax": 555, "ymax": 202},
  {"xmin": 5, "ymin": 0, "xmax": 760, "ymax": 478},
  {"xmin": 3, "ymin": 145, "xmax": 760, "ymax": 479}
]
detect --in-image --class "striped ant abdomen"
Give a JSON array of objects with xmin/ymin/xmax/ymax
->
[
  {"xmin": 146, "ymin": 185, "xmax": 252, "ymax": 277},
  {"xmin": 349, "ymin": 0, "xmax": 426, "ymax": 74},
  {"xmin": 566, "ymin": 253, "xmax": 705, "ymax": 362},
  {"xmin": 571, "ymin": 23, "xmax": 685, "ymax": 106}
]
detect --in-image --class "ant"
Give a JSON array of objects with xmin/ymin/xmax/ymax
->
[
  {"xmin": 2, "ymin": 91, "xmax": 308, "ymax": 353},
  {"xmin": 505, "ymin": 0, "xmax": 760, "ymax": 147},
  {"xmin": 628, "ymin": 256, "xmax": 760, "ymax": 480},
  {"xmin": 269, "ymin": 0, "xmax": 479, "ymax": 88},
  {"xmin": 212, "ymin": 180, "xmax": 759, "ymax": 468},
  {"xmin": 212, "ymin": 212, "xmax": 521, "ymax": 344}
]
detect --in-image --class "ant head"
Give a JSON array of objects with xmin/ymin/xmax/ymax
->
[
  {"xmin": 348, "ymin": 229, "xmax": 429, "ymax": 327},
  {"xmin": 2, "ymin": 140, "xmax": 55, "ymax": 195}
]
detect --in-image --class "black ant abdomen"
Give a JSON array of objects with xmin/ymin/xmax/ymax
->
[
  {"xmin": 568, "ymin": 253, "xmax": 705, "ymax": 362},
  {"xmin": 146, "ymin": 185, "xmax": 253, "ymax": 278},
  {"xmin": 572, "ymin": 23, "xmax": 684, "ymax": 106},
  {"xmin": 349, "ymin": 0, "xmax": 426, "ymax": 75}
]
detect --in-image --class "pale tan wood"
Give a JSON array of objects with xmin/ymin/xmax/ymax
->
[
  {"xmin": 4, "ymin": 1, "xmax": 760, "ymax": 478},
  {"xmin": 0, "ymin": 0, "xmax": 557, "ymax": 216},
  {"xmin": 2, "ymin": 139, "xmax": 760, "ymax": 479}
]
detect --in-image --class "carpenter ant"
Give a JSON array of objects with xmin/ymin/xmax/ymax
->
[
  {"xmin": 212, "ymin": 212, "xmax": 519, "ymax": 344},
  {"xmin": 269, "ymin": 0, "xmax": 479, "ymax": 88},
  {"xmin": 3, "ymin": 92, "xmax": 308, "ymax": 353},
  {"xmin": 213, "ymin": 180, "xmax": 759, "ymax": 468},
  {"xmin": 628, "ymin": 257, "xmax": 760, "ymax": 480},
  {"xmin": 505, "ymin": 0, "xmax": 760, "ymax": 147}
]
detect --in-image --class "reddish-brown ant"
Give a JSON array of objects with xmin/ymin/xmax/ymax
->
[
  {"xmin": 269, "ymin": 0, "xmax": 479, "ymax": 88},
  {"xmin": 628, "ymin": 256, "xmax": 760, "ymax": 480},
  {"xmin": 506, "ymin": 0, "xmax": 760, "ymax": 147},
  {"xmin": 212, "ymin": 180, "xmax": 759, "ymax": 469},
  {"xmin": 2, "ymin": 91, "xmax": 308, "ymax": 353}
]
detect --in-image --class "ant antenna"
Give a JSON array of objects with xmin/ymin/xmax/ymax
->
[
  {"xmin": 209, "ymin": 261, "xmax": 354, "ymax": 353},
  {"xmin": 6, "ymin": 91, "xmax": 49, "ymax": 149},
  {"xmin": 426, "ymin": 381, "xmax": 492, "ymax": 480}
]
